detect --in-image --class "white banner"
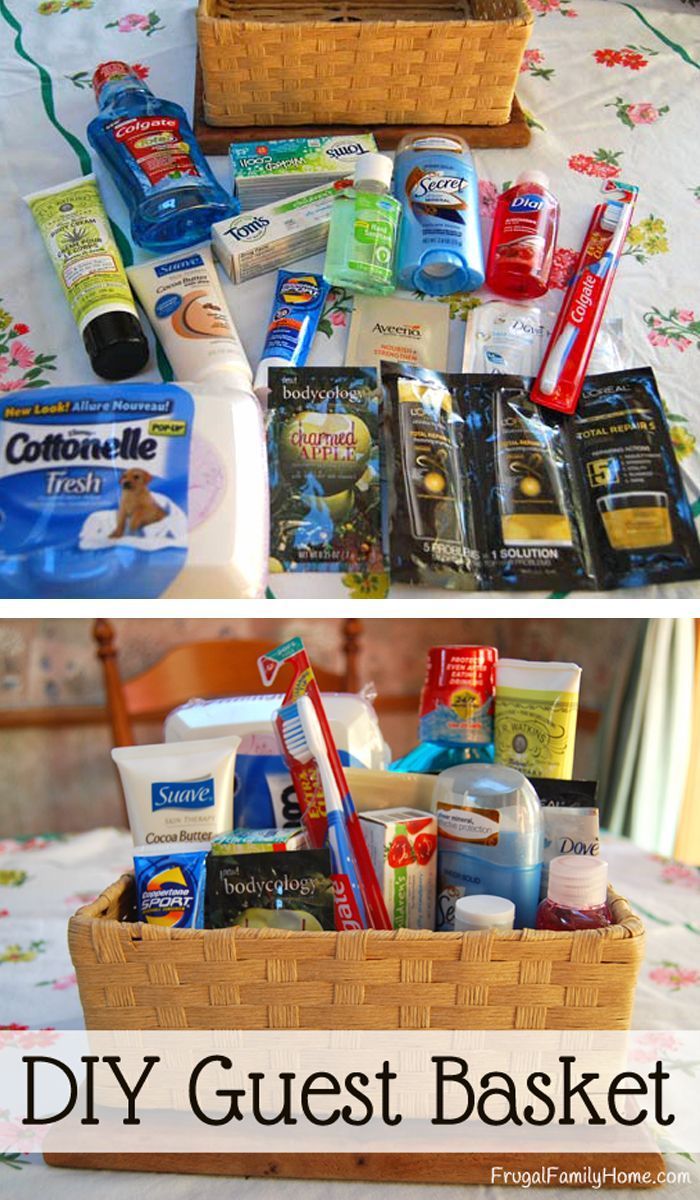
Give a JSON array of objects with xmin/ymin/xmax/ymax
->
[{"xmin": 1, "ymin": 1029, "xmax": 698, "ymax": 1157}]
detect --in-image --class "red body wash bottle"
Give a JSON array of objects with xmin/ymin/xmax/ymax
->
[
  {"xmin": 487, "ymin": 171, "xmax": 559, "ymax": 300},
  {"xmin": 536, "ymin": 855, "xmax": 612, "ymax": 931}
]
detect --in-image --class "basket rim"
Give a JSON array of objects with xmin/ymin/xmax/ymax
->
[
  {"xmin": 197, "ymin": 0, "xmax": 534, "ymax": 30},
  {"xmin": 70, "ymin": 872, "xmax": 646, "ymax": 945}
]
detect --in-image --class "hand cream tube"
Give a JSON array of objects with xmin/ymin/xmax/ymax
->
[
  {"xmin": 253, "ymin": 270, "xmax": 330, "ymax": 401},
  {"xmin": 24, "ymin": 175, "xmax": 149, "ymax": 380},
  {"xmin": 127, "ymin": 243, "xmax": 252, "ymax": 386},
  {"xmin": 112, "ymin": 735, "xmax": 239, "ymax": 846},
  {"xmin": 495, "ymin": 659, "xmax": 581, "ymax": 780}
]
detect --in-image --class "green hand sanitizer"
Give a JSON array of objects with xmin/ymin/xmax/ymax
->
[{"xmin": 323, "ymin": 152, "xmax": 400, "ymax": 295}]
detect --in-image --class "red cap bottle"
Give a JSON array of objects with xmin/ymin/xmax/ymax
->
[
  {"xmin": 486, "ymin": 171, "xmax": 559, "ymax": 299},
  {"xmin": 419, "ymin": 645, "xmax": 498, "ymax": 748}
]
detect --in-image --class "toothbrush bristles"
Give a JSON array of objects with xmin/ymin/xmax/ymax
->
[{"xmin": 280, "ymin": 707, "xmax": 312, "ymax": 764}]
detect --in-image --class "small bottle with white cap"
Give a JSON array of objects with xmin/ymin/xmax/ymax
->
[
  {"xmin": 535, "ymin": 856, "xmax": 613, "ymax": 931},
  {"xmin": 323, "ymin": 152, "xmax": 401, "ymax": 295},
  {"xmin": 454, "ymin": 895, "xmax": 515, "ymax": 933}
]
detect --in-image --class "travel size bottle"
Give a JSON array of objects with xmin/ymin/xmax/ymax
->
[
  {"xmin": 88, "ymin": 61, "xmax": 238, "ymax": 253},
  {"xmin": 433, "ymin": 764, "xmax": 543, "ymax": 930},
  {"xmin": 487, "ymin": 171, "xmax": 559, "ymax": 299},
  {"xmin": 535, "ymin": 855, "xmax": 612, "ymax": 930},
  {"xmin": 323, "ymin": 153, "xmax": 400, "ymax": 295}
]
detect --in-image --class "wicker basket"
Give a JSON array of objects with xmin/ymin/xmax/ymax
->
[
  {"xmin": 197, "ymin": 0, "xmax": 533, "ymax": 128},
  {"xmin": 69, "ymin": 875, "xmax": 644, "ymax": 1032}
]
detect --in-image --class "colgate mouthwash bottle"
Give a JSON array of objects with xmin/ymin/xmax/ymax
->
[{"xmin": 87, "ymin": 62, "xmax": 238, "ymax": 253}]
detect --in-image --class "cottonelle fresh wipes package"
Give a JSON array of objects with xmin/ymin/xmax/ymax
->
[{"xmin": 0, "ymin": 381, "xmax": 267, "ymax": 598}]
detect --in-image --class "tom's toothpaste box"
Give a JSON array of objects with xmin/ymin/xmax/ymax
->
[
  {"xmin": 359, "ymin": 808, "xmax": 437, "ymax": 931},
  {"xmin": 211, "ymin": 178, "xmax": 352, "ymax": 284}
]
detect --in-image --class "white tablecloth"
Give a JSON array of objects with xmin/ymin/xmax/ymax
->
[
  {"xmin": 1, "ymin": 826, "xmax": 699, "ymax": 1195},
  {"xmin": 0, "ymin": 0, "xmax": 698, "ymax": 599}
]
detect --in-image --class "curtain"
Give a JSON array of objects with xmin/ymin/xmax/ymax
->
[
  {"xmin": 674, "ymin": 622, "xmax": 700, "ymax": 866},
  {"xmin": 597, "ymin": 618, "xmax": 695, "ymax": 857}
]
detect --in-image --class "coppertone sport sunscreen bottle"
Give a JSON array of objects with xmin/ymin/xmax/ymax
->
[{"xmin": 393, "ymin": 133, "xmax": 484, "ymax": 296}]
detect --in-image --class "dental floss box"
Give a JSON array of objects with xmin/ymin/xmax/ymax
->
[
  {"xmin": 211, "ymin": 828, "xmax": 308, "ymax": 855},
  {"xmin": 230, "ymin": 134, "xmax": 377, "ymax": 208},
  {"xmin": 211, "ymin": 179, "xmax": 353, "ymax": 284}
]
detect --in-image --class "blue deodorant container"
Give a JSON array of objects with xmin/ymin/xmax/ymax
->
[
  {"xmin": 393, "ymin": 133, "xmax": 485, "ymax": 296},
  {"xmin": 433, "ymin": 763, "xmax": 543, "ymax": 930}
]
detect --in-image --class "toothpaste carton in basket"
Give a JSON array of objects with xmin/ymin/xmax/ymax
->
[{"xmin": 359, "ymin": 808, "xmax": 437, "ymax": 930}]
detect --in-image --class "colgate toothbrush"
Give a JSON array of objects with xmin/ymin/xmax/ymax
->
[
  {"xmin": 531, "ymin": 181, "xmax": 638, "ymax": 415},
  {"xmin": 259, "ymin": 636, "xmax": 392, "ymax": 930},
  {"xmin": 280, "ymin": 695, "xmax": 368, "ymax": 930}
]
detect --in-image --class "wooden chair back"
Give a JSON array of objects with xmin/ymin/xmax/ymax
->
[{"xmin": 94, "ymin": 619, "xmax": 361, "ymax": 747}]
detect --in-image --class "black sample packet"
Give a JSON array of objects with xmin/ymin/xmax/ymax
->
[
  {"xmin": 382, "ymin": 363, "xmax": 700, "ymax": 592},
  {"xmin": 205, "ymin": 847, "xmax": 335, "ymax": 931},
  {"xmin": 267, "ymin": 366, "xmax": 383, "ymax": 574},
  {"xmin": 569, "ymin": 369, "xmax": 700, "ymax": 589},
  {"xmin": 528, "ymin": 778, "xmax": 599, "ymax": 809}
]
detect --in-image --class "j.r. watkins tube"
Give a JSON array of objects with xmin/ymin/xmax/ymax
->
[
  {"xmin": 267, "ymin": 366, "xmax": 382, "ymax": 573},
  {"xmin": 461, "ymin": 375, "xmax": 593, "ymax": 591},
  {"xmin": 112, "ymin": 736, "xmax": 239, "ymax": 846},
  {"xmin": 383, "ymin": 362, "xmax": 475, "ymax": 589},
  {"xmin": 25, "ymin": 175, "xmax": 149, "ymax": 381},
  {"xmin": 570, "ymin": 368, "xmax": 700, "ymax": 588}
]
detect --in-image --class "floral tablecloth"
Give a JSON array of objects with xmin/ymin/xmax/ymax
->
[
  {"xmin": 0, "ymin": 826, "xmax": 699, "ymax": 1197},
  {"xmin": 0, "ymin": 0, "xmax": 698, "ymax": 602}
]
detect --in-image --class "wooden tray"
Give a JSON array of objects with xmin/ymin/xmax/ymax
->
[
  {"xmin": 193, "ymin": 58, "xmax": 531, "ymax": 154},
  {"xmin": 45, "ymin": 1149, "xmax": 666, "ymax": 1186}
]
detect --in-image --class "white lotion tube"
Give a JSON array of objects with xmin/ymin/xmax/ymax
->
[
  {"xmin": 112, "ymin": 735, "xmax": 240, "ymax": 846},
  {"xmin": 128, "ymin": 243, "xmax": 252, "ymax": 385},
  {"xmin": 495, "ymin": 659, "xmax": 582, "ymax": 780}
]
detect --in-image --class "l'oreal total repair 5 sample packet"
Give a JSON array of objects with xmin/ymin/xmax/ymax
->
[{"xmin": 382, "ymin": 363, "xmax": 700, "ymax": 592}]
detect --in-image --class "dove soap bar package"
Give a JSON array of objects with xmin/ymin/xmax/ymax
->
[
  {"xmin": 540, "ymin": 806, "xmax": 600, "ymax": 898},
  {"xmin": 0, "ymin": 382, "xmax": 267, "ymax": 599}
]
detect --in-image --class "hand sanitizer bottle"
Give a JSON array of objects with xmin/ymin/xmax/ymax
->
[
  {"xmin": 324, "ymin": 153, "xmax": 400, "ymax": 295},
  {"xmin": 87, "ymin": 61, "xmax": 238, "ymax": 253}
]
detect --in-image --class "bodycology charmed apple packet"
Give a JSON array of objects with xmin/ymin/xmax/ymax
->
[
  {"xmin": 267, "ymin": 366, "xmax": 383, "ymax": 573},
  {"xmin": 382, "ymin": 363, "xmax": 700, "ymax": 592}
]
